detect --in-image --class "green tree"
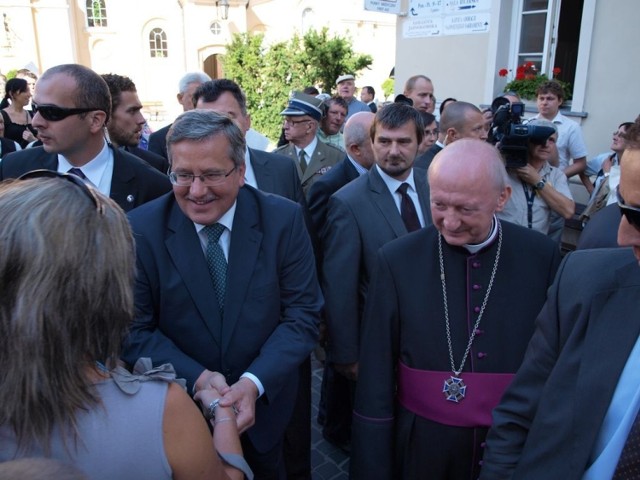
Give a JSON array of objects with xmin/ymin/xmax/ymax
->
[
  {"xmin": 300, "ymin": 28, "xmax": 373, "ymax": 93},
  {"xmin": 222, "ymin": 28, "xmax": 373, "ymax": 142},
  {"xmin": 381, "ymin": 78, "xmax": 394, "ymax": 99}
]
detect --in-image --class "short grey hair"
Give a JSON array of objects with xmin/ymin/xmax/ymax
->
[
  {"xmin": 178, "ymin": 71, "xmax": 211, "ymax": 94},
  {"xmin": 167, "ymin": 109, "xmax": 246, "ymax": 168}
]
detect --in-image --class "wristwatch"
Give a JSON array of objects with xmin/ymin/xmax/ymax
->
[{"xmin": 534, "ymin": 178, "xmax": 547, "ymax": 191}]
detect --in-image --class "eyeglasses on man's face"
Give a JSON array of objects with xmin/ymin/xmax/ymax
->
[
  {"xmin": 169, "ymin": 168, "xmax": 237, "ymax": 187},
  {"xmin": 32, "ymin": 102, "xmax": 103, "ymax": 122},
  {"xmin": 283, "ymin": 118, "xmax": 312, "ymax": 127}
]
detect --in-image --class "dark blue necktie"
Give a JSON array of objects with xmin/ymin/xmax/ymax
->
[
  {"xmin": 204, "ymin": 223, "xmax": 227, "ymax": 316},
  {"xmin": 67, "ymin": 167, "xmax": 86, "ymax": 180}
]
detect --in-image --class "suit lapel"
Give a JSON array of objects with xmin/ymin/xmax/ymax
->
[
  {"xmin": 249, "ymin": 148, "xmax": 274, "ymax": 192},
  {"xmin": 368, "ymin": 167, "xmax": 407, "ymax": 237},
  {"xmin": 414, "ymin": 169, "xmax": 432, "ymax": 226},
  {"xmin": 303, "ymin": 143, "xmax": 332, "ymax": 184},
  {"xmin": 110, "ymin": 148, "xmax": 138, "ymax": 211},
  {"xmin": 223, "ymin": 188, "xmax": 263, "ymax": 351},
  {"xmin": 165, "ymin": 201, "xmax": 222, "ymax": 346},
  {"xmin": 343, "ymin": 158, "xmax": 359, "ymax": 183},
  {"xmin": 572, "ymin": 263, "xmax": 640, "ymax": 467}
]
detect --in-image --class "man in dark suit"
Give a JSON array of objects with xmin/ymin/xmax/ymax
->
[
  {"xmin": 480, "ymin": 124, "xmax": 640, "ymax": 480},
  {"xmin": 192, "ymin": 79, "xmax": 304, "ymax": 208},
  {"xmin": 192, "ymin": 78, "xmax": 312, "ymax": 480},
  {"xmin": 307, "ymin": 111, "xmax": 375, "ymax": 236},
  {"xmin": 414, "ymin": 101, "xmax": 488, "ymax": 170},
  {"xmin": 321, "ymin": 103, "xmax": 432, "ymax": 452},
  {"xmin": 274, "ymin": 92, "xmax": 344, "ymax": 196},
  {"xmin": 0, "ymin": 64, "xmax": 171, "ymax": 212},
  {"xmin": 148, "ymin": 71, "xmax": 211, "ymax": 160},
  {"xmin": 360, "ymin": 86, "xmax": 377, "ymax": 113},
  {"xmin": 122, "ymin": 110, "xmax": 321, "ymax": 480},
  {"xmin": 351, "ymin": 139, "xmax": 560, "ymax": 479},
  {"xmin": 101, "ymin": 73, "xmax": 169, "ymax": 173}
]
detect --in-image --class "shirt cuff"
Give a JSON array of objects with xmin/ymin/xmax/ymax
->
[{"xmin": 240, "ymin": 372, "xmax": 264, "ymax": 399}]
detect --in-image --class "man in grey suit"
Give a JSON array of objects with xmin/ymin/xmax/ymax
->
[
  {"xmin": 320, "ymin": 103, "xmax": 431, "ymax": 451},
  {"xmin": 0, "ymin": 64, "xmax": 171, "ymax": 212},
  {"xmin": 481, "ymin": 122, "xmax": 640, "ymax": 479},
  {"xmin": 274, "ymin": 92, "xmax": 344, "ymax": 197}
]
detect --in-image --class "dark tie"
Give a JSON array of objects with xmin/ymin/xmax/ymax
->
[
  {"xmin": 397, "ymin": 182, "xmax": 421, "ymax": 232},
  {"xmin": 67, "ymin": 168, "xmax": 86, "ymax": 180},
  {"xmin": 298, "ymin": 149, "xmax": 308, "ymax": 174},
  {"xmin": 204, "ymin": 223, "xmax": 227, "ymax": 316},
  {"xmin": 613, "ymin": 413, "xmax": 640, "ymax": 479}
]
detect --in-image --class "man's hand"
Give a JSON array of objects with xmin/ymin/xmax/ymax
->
[
  {"xmin": 334, "ymin": 362, "xmax": 358, "ymax": 381},
  {"xmin": 194, "ymin": 369, "xmax": 230, "ymax": 396},
  {"xmin": 515, "ymin": 164, "xmax": 540, "ymax": 186},
  {"xmin": 218, "ymin": 377, "xmax": 258, "ymax": 434}
]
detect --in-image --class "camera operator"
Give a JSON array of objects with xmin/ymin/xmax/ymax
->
[{"xmin": 498, "ymin": 119, "xmax": 575, "ymax": 236}]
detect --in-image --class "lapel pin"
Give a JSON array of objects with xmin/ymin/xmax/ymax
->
[{"xmin": 126, "ymin": 195, "xmax": 134, "ymax": 203}]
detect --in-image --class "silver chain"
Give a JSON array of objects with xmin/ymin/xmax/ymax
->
[{"xmin": 438, "ymin": 223, "xmax": 502, "ymax": 377}]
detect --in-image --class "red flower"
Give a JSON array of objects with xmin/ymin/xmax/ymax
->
[
  {"xmin": 553, "ymin": 67, "xmax": 561, "ymax": 75},
  {"xmin": 525, "ymin": 61, "xmax": 534, "ymax": 68},
  {"xmin": 498, "ymin": 68, "xmax": 509, "ymax": 77},
  {"xmin": 516, "ymin": 65, "xmax": 525, "ymax": 74},
  {"xmin": 515, "ymin": 72, "xmax": 525, "ymax": 80}
]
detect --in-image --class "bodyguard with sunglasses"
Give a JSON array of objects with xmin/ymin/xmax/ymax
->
[
  {"xmin": 481, "ymin": 119, "xmax": 640, "ymax": 479},
  {"xmin": 0, "ymin": 64, "xmax": 170, "ymax": 211}
]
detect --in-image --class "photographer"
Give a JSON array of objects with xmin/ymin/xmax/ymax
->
[{"xmin": 498, "ymin": 119, "xmax": 575, "ymax": 236}]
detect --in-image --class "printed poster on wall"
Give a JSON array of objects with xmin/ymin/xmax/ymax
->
[
  {"xmin": 403, "ymin": 0, "xmax": 492, "ymax": 39},
  {"xmin": 364, "ymin": 0, "xmax": 402, "ymax": 15}
]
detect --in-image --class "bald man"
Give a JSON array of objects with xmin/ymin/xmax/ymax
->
[
  {"xmin": 307, "ymin": 111, "xmax": 375, "ymax": 236},
  {"xmin": 415, "ymin": 101, "xmax": 488, "ymax": 170},
  {"xmin": 351, "ymin": 139, "xmax": 561, "ymax": 479}
]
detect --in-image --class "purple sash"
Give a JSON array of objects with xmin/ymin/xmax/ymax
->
[{"xmin": 396, "ymin": 361, "xmax": 514, "ymax": 427}]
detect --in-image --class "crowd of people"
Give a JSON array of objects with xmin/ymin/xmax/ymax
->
[{"xmin": 0, "ymin": 62, "xmax": 639, "ymax": 480}]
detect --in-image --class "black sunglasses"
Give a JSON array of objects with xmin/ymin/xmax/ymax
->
[
  {"xmin": 17, "ymin": 169, "xmax": 105, "ymax": 215},
  {"xmin": 32, "ymin": 102, "xmax": 102, "ymax": 122},
  {"xmin": 617, "ymin": 186, "xmax": 640, "ymax": 230}
]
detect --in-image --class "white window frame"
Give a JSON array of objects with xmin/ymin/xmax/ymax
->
[{"xmin": 509, "ymin": 0, "xmax": 596, "ymax": 112}]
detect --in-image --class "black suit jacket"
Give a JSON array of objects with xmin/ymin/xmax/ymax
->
[
  {"xmin": 123, "ymin": 186, "xmax": 322, "ymax": 452},
  {"xmin": 414, "ymin": 143, "xmax": 443, "ymax": 170},
  {"xmin": 249, "ymin": 148, "xmax": 304, "ymax": 205},
  {"xmin": 148, "ymin": 124, "xmax": 171, "ymax": 160},
  {"xmin": 321, "ymin": 166, "xmax": 432, "ymax": 364},
  {"xmin": 481, "ymin": 248, "xmax": 640, "ymax": 480},
  {"xmin": 0, "ymin": 145, "xmax": 171, "ymax": 212},
  {"xmin": 126, "ymin": 146, "xmax": 170, "ymax": 174},
  {"xmin": 307, "ymin": 156, "xmax": 360, "ymax": 235}
]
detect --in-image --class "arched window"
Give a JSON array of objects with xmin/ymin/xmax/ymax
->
[
  {"xmin": 86, "ymin": 0, "xmax": 108, "ymax": 28},
  {"xmin": 149, "ymin": 28, "xmax": 168, "ymax": 58}
]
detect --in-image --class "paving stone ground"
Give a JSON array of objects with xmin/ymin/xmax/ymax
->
[{"xmin": 310, "ymin": 363, "xmax": 349, "ymax": 480}]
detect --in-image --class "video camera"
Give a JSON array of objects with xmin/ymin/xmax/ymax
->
[{"xmin": 489, "ymin": 96, "xmax": 556, "ymax": 168}]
